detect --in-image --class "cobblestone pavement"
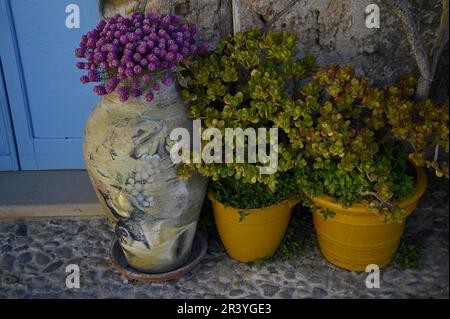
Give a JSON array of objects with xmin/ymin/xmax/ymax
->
[{"xmin": 0, "ymin": 176, "xmax": 448, "ymax": 299}]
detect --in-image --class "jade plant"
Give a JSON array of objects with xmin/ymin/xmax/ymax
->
[
  {"xmin": 175, "ymin": 29, "xmax": 316, "ymax": 201},
  {"xmin": 289, "ymin": 64, "xmax": 449, "ymax": 220}
]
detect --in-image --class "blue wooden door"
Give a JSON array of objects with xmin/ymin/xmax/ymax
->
[
  {"xmin": 0, "ymin": 59, "xmax": 18, "ymax": 171},
  {"xmin": 0, "ymin": 0, "xmax": 100, "ymax": 170}
]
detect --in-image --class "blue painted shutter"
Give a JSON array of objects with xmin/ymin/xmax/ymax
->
[{"xmin": 0, "ymin": 0, "xmax": 100, "ymax": 170}]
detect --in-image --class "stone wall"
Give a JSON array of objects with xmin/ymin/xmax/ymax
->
[{"xmin": 99, "ymin": 0, "xmax": 449, "ymax": 100}]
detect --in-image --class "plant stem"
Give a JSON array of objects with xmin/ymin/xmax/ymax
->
[
  {"xmin": 434, "ymin": 143, "xmax": 440, "ymax": 162},
  {"xmin": 430, "ymin": 0, "xmax": 449, "ymax": 82},
  {"xmin": 360, "ymin": 191, "xmax": 393, "ymax": 207},
  {"xmin": 262, "ymin": 0, "xmax": 299, "ymax": 34},
  {"xmin": 384, "ymin": 0, "xmax": 431, "ymax": 101}
]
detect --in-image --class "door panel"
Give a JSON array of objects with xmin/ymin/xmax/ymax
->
[
  {"xmin": 0, "ymin": 0, "xmax": 100, "ymax": 170},
  {"xmin": 0, "ymin": 59, "xmax": 19, "ymax": 171}
]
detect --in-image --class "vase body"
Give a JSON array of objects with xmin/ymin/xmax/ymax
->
[{"xmin": 84, "ymin": 84, "xmax": 207, "ymax": 273}]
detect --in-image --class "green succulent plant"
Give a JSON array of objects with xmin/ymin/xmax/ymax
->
[
  {"xmin": 176, "ymin": 29, "xmax": 448, "ymax": 220},
  {"xmin": 176, "ymin": 29, "xmax": 317, "ymax": 194},
  {"xmin": 292, "ymin": 64, "xmax": 449, "ymax": 220}
]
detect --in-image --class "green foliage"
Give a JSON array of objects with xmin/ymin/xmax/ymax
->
[
  {"xmin": 178, "ymin": 31, "xmax": 448, "ymax": 222},
  {"xmin": 211, "ymin": 170, "xmax": 299, "ymax": 209},
  {"xmin": 277, "ymin": 211, "xmax": 317, "ymax": 261},
  {"xmin": 177, "ymin": 29, "xmax": 317, "ymax": 191},
  {"xmin": 238, "ymin": 211, "xmax": 250, "ymax": 222},
  {"xmin": 253, "ymin": 211, "xmax": 317, "ymax": 267},
  {"xmin": 197, "ymin": 199, "xmax": 215, "ymax": 234},
  {"xmin": 292, "ymin": 65, "xmax": 449, "ymax": 220},
  {"xmin": 392, "ymin": 235, "xmax": 424, "ymax": 270}
]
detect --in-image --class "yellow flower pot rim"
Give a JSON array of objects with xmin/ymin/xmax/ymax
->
[
  {"xmin": 207, "ymin": 191, "xmax": 300, "ymax": 212},
  {"xmin": 307, "ymin": 166, "xmax": 427, "ymax": 214}
]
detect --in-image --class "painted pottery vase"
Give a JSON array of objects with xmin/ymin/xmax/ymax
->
[{"xmin": 84, "ymin": 83, "xmax": 207, "ymax": 273}]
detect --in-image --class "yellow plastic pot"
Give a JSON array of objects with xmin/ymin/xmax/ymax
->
[
  {"xmin": 310, "ymin": 167, "xmax": 427, "ymax": 271},
  {"xmin": 208, "ymin": 192, "xmax": 299, "ymax": 262}
]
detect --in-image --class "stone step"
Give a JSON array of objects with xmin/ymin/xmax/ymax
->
[{"xmin": 0, "ymin": 170, "xmax": 104, "ymax": 219}]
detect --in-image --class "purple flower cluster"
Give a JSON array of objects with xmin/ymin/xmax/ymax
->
[{"xmin": 75, "ymin": 12, "xmax": 209, "ymax": 102}]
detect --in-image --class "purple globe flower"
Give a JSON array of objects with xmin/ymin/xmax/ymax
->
[
  {"xmin": 181, "ymin": 46, "xmax": 189, "ymax": 55},
  {"xmin": 152, "ymin": 47, "xmax": 161, "ymax": 56},
  {"xmin": 93, "ymin": 85, "xmax": 107, "ymax": 96},
  {"xmin": 84, "ymin": 52, "xmax": 94, "ymax": 62},
  {"xmin": 198, "ymin": 42, "xmax": 210, "ymax": 53},
  {"xmin": 76, "ymin": 12, "xmax": 206, "ymax": 103},
  {"xmin": 133, "ymin": 65, "xmax": 143, "ymax": 75},
  {"xmin": 105, "ymin": 78, "xmax": 120, "ymax": 93},
  {"xmin": 75, "ymin": 48, "xmax": 85, "ymax": 58},
  {"xmin": 125, "ymin": 68, "xmax": 134, "ymax": 78},
  {"xmin": 168, "ymin": 44, "xmax": 178, "ymax": 53},
  {"xmin": 120, "ymin": 35, "xmax": 128, "ymax": 44},
  {"xmin": 93, "ymin": 52, "xmax": 106, "ymax": 63},
  {"xmin": 88, "ymin": 70, "xmax": 100, "ymax": 81},
  {"xmin": 169, "ymin": 64, "xmax": 177, "ymax": 73},
  {"xmin": 147, "ymin": 12, "xmax": 159, "ymax": 21},
  {"xmin": 143, "ymin": 74, "xmax": 153, "ymax": 83},
  {"xmin": 165, "ymin": 52, "xmax": 175, "ymax": 62},
  {"xmin": 159, "ymin": 49, "xmax": 167, "ymax": 59},
  {"xmin": 127, "ymin": 33, "xmax": 137, "ymax": 42},
  {"xmin": 118, "ymin": 86, "xmax": 130, "ymax": 102},
  {"xmin": 133, "ymin": 53, "xmax": 142, "ymax": 62},
  {"xmin": 106, "ymin": 52, "xmax": 116, "ymax": 61},
  {"xmin": 152, "ymin": 83, "xmax": 161, "ymax": 91},
  {"xmin": 131, "ymin": 88, "xmax": 143, "ymax": 98},
  {"xmin": 143, "ymin": 25, "xmax": 152, "ymax": 34},
  {"xmin": 80, "ymin": 35, "xmax": 88, "ymax": 45},
  {"xmin": 80, "ymin": 75, "xmax": 90, "ymax": 84},
  {"xmin": 158, "ymin": 29, "xmax": 167, "ymax": 37},
  {"xmin": 131, "ymin": 79, "xmax": 140, "ymax": 90},
  {"xmin": 147, "ymin": 54, "xmax": 158, "ymax": 63},
  {"xmin": 175, "ymin": 36, "xmax": 184, "ymax": 44},
  {"xmin": 109, "ymin": 60, "xmax": 120, "ymax": 68},
  {"xmin": 160, "ymin": 61, "xmax": 169, "ymax": 69},
  {"xmin": 76, "ymin": 62, "xmax": 86, "ymax": 69},
  {"xmin": 137, "ymin": 44, "xmax": 147, "ymax": 54},
  {"xmin": 87, "ymin": 38, "xmax": 96, "ymax": 48},
  {"xmin": 175, "ymin": 53, "xmax": 184, "ymax": 63},
  {"xmin": 125, "ymin": 42, "xmax": 135, "ymax": 50},
  {"xmin": 145, "ymin": 92, "xmax": 154, "ymax": 102},
  {"xmin": 162, "ymin": 76, "xmax": 173, "ymax": 86}
]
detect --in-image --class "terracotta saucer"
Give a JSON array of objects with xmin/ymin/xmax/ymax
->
[{"xmin": 109, "ymin": 232, "xmax": 208, "ymax": 283}]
